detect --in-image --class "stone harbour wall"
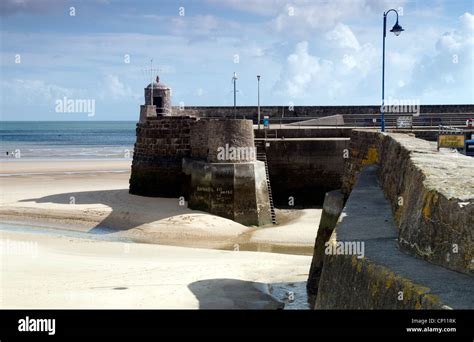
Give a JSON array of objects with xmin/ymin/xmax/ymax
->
[
  {"xmin": 129, "ymin": 116, "xmax": 197, "ymax": 197},
  {"xmin": 265, "ymin": 138, "xmax": 350, "ymax": 206},
  {"xmin": 315, "ymin": 255, "xmax": 445, "ymax": 309},
  {"xmin": 173, "ymin": 104, "xmax": 474, "ymax": 122},
  {"xmin": 311, "ymin": 165, "xmax": 474, "ymax": 309},
  {"xmin": 190, "ymin": 119, "xmax": 255, "ymax": 163},
  {"xmin": 342, "ymin": 130, "xmax": 474, "ymax": 275},
  {"xmin": 130, "ymin": 116, "xmax": 272, "ymax": 226}
]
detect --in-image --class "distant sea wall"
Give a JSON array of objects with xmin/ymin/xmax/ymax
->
[{"xmin": 173, "ymin": 104, "xmax": 474, "ymax": 122}]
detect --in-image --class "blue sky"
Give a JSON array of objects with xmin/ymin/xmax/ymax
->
[{"xmin": 0, "ymin": 0, "xmax": 473, "ymax": 121}]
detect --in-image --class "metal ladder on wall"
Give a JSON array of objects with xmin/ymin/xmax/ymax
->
[{"xmin": 255, "ymin": 140, "xmax": 277, "ymax": 224}]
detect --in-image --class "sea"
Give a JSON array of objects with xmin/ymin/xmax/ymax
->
[{"xmin": 0, "ymin": 121, "xmax": 136, "ymax": 160}]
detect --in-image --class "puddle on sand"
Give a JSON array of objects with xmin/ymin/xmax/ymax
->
[
  {"xmin": 0, "ymin": 221, "xmax": 133, "ymax": 243},
  {"xmin": 267, "ymin": 282, "xmax": 310, "ymax": 310},
  {"xmin": 220, "ymin": 242, "xmax": 314, "ymax": 256}
]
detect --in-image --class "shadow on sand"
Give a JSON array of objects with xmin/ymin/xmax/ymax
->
[
  {"xmin": 188, "ymin": 279, "xmax": 309, "ymax": 309},
  {"xmin": 188, "ymin": 278, "xmax": 285, "ymax": 309},
  {"xmin": 19, "ymin": 189, "xmax": 191, "ymax": 234}
]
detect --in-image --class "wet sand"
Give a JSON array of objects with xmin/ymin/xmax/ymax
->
[
  {"xmin": 0, "ymin": 160, "xmax": 320, "ymax": 309},
  {"xmin": 0, "ymin": 160, "xmax": 321, "ymax": 252},
  {"xmin": 1, "ymin": 229, "xmax": 311, "ymax": 309}
]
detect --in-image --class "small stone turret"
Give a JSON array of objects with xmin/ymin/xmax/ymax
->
[{"xmin": 139, "ymin": 75, "xmax": 172, "ymax": 122}]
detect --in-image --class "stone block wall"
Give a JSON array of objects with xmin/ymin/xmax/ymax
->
[
  {"xmin": 311, "ymin": 165, "xmax": 474, "ymax": 309},
  {"xmin": 342, "ymin": 130, "xmax": 474, "ymax": 275},
  {"xmin": 139, "ymin": 105, "xmax": 157, "ymax": 123},
  {"xmin": 129, "ymin": 116, "xmax": 197, "ymax": 197},
  {"xmin": 315, "ymin": 254, "xmax": 445, "ymax": 309},
  {"xmin": 265, "ymin": 138, "xmax": 350, "ymax": 206},
  {"xmin": 173, "ymin": 104, "xmax": 474, "ymax": 122},
  {"xmin": 190, "ymin": 119, "xmax": 255, "ymax": 163},
  {"xmin": 254, "ymin": 127, "xmax": 352, "ymax": 139},
  {"xmin": 130, "ymin": 116, "xmax": 272, "ymax": 226}
]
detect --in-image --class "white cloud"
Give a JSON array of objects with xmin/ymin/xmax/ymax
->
[
  {"xmin": 0, "ymin": 79, "xmax": 78, "ymax": 104},
  {"xmin": 0, "ymin": 0, "xmax": 65, "ymax": 16},
  {"xmin": 326, "ymin": 23, "xmax": 360, "ymax": 50},
  {"xmin": 196, "ymin": 88, "xmax": 204, "ymax": 97},
  {"xmin": 437, "ymin": 32, "xmax": 462, "ymax": 52},
  {"xmin": 278, "ymin": 41, "xmax": 333, "ymax": 98},
  {"xmin": 398, "ymin": 12, "xmax": 474, "ymax": 102},
  {"xmin": 102, "ymin": 75, "xmax": 137, "ymax": 99},
  {"xmin": 271, "ymin": 0, "xmax": 406, "ymax": 34},
  {"xmin": 0, "ymin": 0, "xmax": 108, "ymax": 16},
  {"xmin": 171, "ymin": 15, "xmax": 220, "ymax": 36},
  {"xmin": 387, "ymin": 51, "xmax": 417, "ymax": 73},
  {"xmin": 276, "ymin": 37, "xmax": 379, "ymax": 103},
  {"xmin": 460, "ymin": 12, "xmax": 474, "ymax": 31},
  {"xmin": 205, "ymin": 0, "xmax": 287, "ymax": 16}
]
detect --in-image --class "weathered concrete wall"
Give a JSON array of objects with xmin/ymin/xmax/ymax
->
[
  {"xmin": 183, "ymin": 118, "xmax": 271, "ymax": 226},
  {"xmin": 342, "ymin": 130, "xmax": 474, "ymax": 275},
  {"xmin": 129, "ymin": 116, "xmax": 197, "ymax": 197},
  {"xmin": 182, "ymin": 159, "xmax": 272, "ymax": 226},
  {"xmin": 307, "ymin": 190, "xmax": 345, "ymax": 306},
  {"xmin": 264, "ymin": 138, "xmax": 350, "ymax": 207}
]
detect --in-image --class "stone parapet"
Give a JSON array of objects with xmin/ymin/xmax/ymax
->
[
  {"xmin": 314, "ymin": 166, "xmax": 474, "ymax": 309},
  {"xmin": 342, "ymin": 130, "xmax": 474, "ymax": 275}
]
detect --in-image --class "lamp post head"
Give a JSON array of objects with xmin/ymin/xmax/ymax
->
[
  {"xmin": 257, "ymin": 75, "xmax": 260, "ymax": 81},
  {"xmin": 390, "ymin": 21, "xmax": 404, "ymax": 36}
]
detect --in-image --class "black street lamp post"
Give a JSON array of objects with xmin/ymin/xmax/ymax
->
[{"xmin": 381, "ymin": 9, "xmax": 404, "ymax": 132}]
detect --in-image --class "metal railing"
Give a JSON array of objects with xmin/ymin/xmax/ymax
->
[{"xmin": 252, "ymin": 112, "xmax": 473, "ymax": 129}]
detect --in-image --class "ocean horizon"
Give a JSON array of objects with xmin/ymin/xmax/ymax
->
[{"xmin": 0, "ymin": 121, "xmax": 136, "ymax": 160}]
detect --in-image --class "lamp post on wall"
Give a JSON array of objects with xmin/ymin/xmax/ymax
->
[
  {"xmin": 381, "ymin": 9, "xmax": 404, "ymax": 132},
  {"xmin": 257, "ymin": 75, "xmax": 261, "ymax": 130},
  {"xmin": 232, "ymin": 72, "xmax": 238, "ymax": 119}
]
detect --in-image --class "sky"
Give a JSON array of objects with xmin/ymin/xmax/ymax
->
[{"xmin": 0, "ymin": 0, "xmax": 473, "ymax": 121}]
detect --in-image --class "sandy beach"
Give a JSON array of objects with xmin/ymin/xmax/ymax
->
[
  {"xmin": 1, "ymin": 229, "xmax": 311, "ymax": 309},
  {"xmin": 0, "ymin": 160, "xmax": 320, "ymax": 251},
  {"xmin": 0, "ymin": 160, "xmax": 320, "ymax": 309}
]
